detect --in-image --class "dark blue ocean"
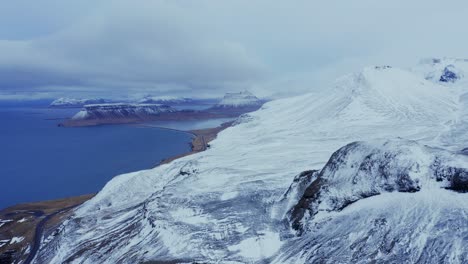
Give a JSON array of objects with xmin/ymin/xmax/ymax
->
[{"xmin": 0, "ymin": 102, "xmax": 198, "ymax": 209}]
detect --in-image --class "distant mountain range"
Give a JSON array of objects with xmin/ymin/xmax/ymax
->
[
  {"xmin": 71, "ymin": 103, "xmax": 176, "ymax": 120},
  {"xmin": 49, "ymin": 92, "xmax": 264, "ymax": 109},
  {"xmin": 58, "ymin": 91, "xmax": 265, "ymax": 127},
  {"xmin": 137, "ymin": 96, "xmax": 193, "ymax": 105},
  {"xmin": 49, "ymin": 98, "xmax": 111, "ymax": 108}
]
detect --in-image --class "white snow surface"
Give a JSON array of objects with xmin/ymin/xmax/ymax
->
[{"xmin": 36, "ymin": 65, "xmax": 468, "ymax": 263}]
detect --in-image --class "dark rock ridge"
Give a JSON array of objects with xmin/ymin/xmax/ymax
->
[
  {"xmin": 286, "ymin": 139, "xmax": 468, "ymax": 233},
  {"xmin": 439, "ymin": 65, "xmax": 460, "ymax": 82}
]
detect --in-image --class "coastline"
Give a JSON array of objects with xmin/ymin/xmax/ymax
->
[
  {"xmin": 158, "ymin": 121, "xmax": 233, "ymax": 165},
  {"xmin": 59, "ymin": 111, "xmax": 224, "ymax": 127},
  {"xmin": 0, "ymin": 121, "xmax": 232, "ymax": 263},
  {"xmin": 58, "ymin": 105, "xmax": 261, "ymax": 127}
]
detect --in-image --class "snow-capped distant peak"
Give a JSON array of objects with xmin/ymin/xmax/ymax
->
[
  {"xmin": 215, "ymin": 90, "xmax": 262, "ymax": 108},
  {"xmin": 137, "ymin": 96, "xmax": 193, "ymax": 104},
  {"xmin": 50, "ymin": 98, "xmax": 110, "ymax": 108},
  {"xmin": 71, "ymin": 103, "xmax": 176, "ymax": 120}
]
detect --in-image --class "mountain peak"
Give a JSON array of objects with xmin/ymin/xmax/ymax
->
[{"xmin": 49, "ymin": 97, "xmax": 111, "ymax": 108}]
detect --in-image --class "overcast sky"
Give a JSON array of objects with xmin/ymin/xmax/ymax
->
[{"xmin": 1, "ymin": 0, "xmax": 467, "ymax": 100}]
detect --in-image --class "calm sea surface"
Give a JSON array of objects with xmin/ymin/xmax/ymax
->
[{"xmin": 0, "ymin": 103, "xmax": 200, "ymax": 209}]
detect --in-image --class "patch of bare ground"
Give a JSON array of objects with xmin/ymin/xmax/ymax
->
[{"xmin": 0, "ymin": 194, "xmax": 93, "ymax": 263}]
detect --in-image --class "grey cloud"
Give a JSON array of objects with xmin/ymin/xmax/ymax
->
[
  {"xmin": 1, "ymin": 0, "xmax": 468, "ymax": 99},
  {"xmin": 0, "ymin": 1, "xmax": 267, "ymax": 97}
]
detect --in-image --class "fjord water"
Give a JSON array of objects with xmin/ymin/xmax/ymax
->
[{"xmin": 0, "ymin": 102, "xmax": 193, "ymax": 209}]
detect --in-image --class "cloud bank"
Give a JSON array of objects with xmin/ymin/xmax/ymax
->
[{"xmin": 1, "ymin": 0, "xmax": 467, "ymax": 99}]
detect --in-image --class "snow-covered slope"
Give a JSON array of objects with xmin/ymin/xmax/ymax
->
[
  {"xmin": 71, "ymin": 103, "xmax": 176, "ymax": 120},
  {"xmin": 413, "ymin": 58, "xmax": 468, "ymax": 85},
  {"xmin": 137, "ymin": 96, "xmax": 193, "ymax": 105},
  {"xmin": 276, "ymin": 139, "xmax": 468, "ymax": 263},
  {"xmin": 284, "ymin": 139, "xmax": 468, "ymax": 230},
  {"xmin": 412, "ymin": 58, "xmax": 468, "ymax": 149},
  {"xmin": 214, "ymin": 90, "xmax": 263, "ymax": 108},
  {"xmin": 35, "ymin": 66, "xmax": 467, "ymax": 263},
  {"xmin": 49, "ymin": 98, "xmax": 111, "ymax": 108}
]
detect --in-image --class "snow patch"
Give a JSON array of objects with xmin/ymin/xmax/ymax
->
[
  {"xmin": 228, "ymin": 231, "xmax": 282, "ymax": 259},
  {"xmin": 220, "ymin": 191, "xmax": 239, "ymax": 200},
  {"xmin": 0, "ymin": 219, "xmax": 13, "ymax": 228},
  {"xmin": 0, "ymin": 240, "xmax": 9, "ymax": 248},
  {"xmin": 170, "ymin": 207, "xmax": 211, "ymax": 225},
  {"xmin": 10, "ymin": 236, "xmax": 24, "ymax": 244}
]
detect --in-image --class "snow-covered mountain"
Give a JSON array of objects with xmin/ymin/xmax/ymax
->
[
  {"xmin": 49, "ymin": 98, "xmax": 111, "ymax": 108},
  {"xmin": 277, "ymin": 139, "xmax": 467, "ymax": 263},
  {"xmin": 71, "ymin": 103, "xmax": 176, "ymax": 121},
  {"xmin": 214, "ymin": 90, "xmax": 263, "ymax": 108},
  {"xmin": 137, "ymin": 96, "xmax": 193, "ymax": 105},
  {"xmin": 35, "ymin": 64, "xmax": 468, "ymax": 263}
]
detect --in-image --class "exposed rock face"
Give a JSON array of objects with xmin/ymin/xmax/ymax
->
[
  {"xmin": 413, "ymin": 58, "xmax": 467, "ymax": 84},
  {"xmin": 440, "ymin": 65, "xmax": 460, "ymax": 82}
]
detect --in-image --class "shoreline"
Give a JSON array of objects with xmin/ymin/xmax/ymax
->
[
  {"xmin": 0, "ymin": 121, "xmax": 233, "ymax": 263},
  {"xmin": 159, "ymin": 121, "xmax": 233, "ymax": 165},
  {"xmin": 58, "ymin": 105, "xmax": 261, "ymax": 127}
]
